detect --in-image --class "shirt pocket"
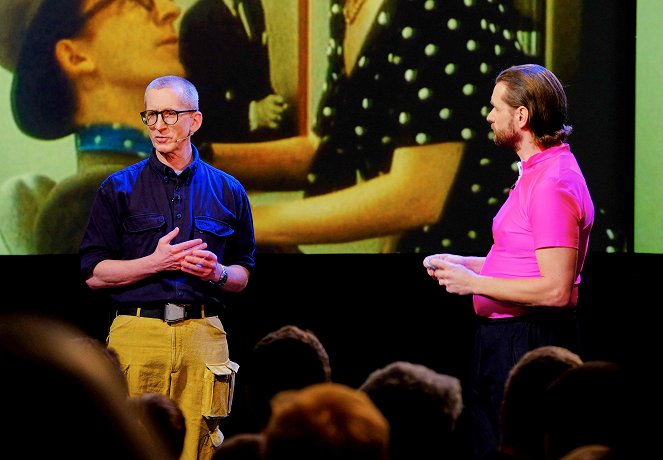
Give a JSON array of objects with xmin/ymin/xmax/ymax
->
[
  {"xmin": 201, "ymin": 360, "xmax": 239, "ymax": 418},
  {"xmin": 122, "ymin": 213, "xmax": 166, "ymax": 255},
  {"xmin": 194, "ymin": 216, "xmax": 234, "ymax": 252}
]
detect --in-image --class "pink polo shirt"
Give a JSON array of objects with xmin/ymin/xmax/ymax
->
[{"xmin": 474, "ymin": 144, "xmax": 594, "ymax": 318}]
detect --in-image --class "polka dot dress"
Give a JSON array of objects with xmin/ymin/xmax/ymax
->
[{"xmin": 307, "ymin": 0, "xmax": 529, "ymax": 254}]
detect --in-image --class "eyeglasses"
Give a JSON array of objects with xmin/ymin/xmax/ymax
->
[
  {"xmin": 81, "ymin": 0, "xmax": 155, "ymax": 24},
  {"xmin": 140, "ymin": 109, "xmax": 197, "ymax": 126}
]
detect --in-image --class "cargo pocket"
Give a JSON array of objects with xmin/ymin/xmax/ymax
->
[{"xmin": 201, "ymin": 360, "xmax": 239, "ymax": 418}]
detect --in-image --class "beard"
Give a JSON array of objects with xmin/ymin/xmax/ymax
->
[{"xmin": 492, "ymin": 123, "xmax": 521, "ymax": 151}]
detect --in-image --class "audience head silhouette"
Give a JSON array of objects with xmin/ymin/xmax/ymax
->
[
  {"xmin": 0, "ymin": 311, "xmax": 173, "ymax": 459},
  {"xmin": 211, "ymin": 432, "xmax": 265, "ymax": 460},
  {"xmin": 499, "ymin": 345, "xmax": 583, "ymax": 459},
  {"xmin": 130, "ymin": 392, "xmax": 187, "ymax": 458},
  {"xmin": 359, "ymin": 360, "xmax": 463, "ymax": 460},
  {"xmin": 243, "ymin": 324, "xmax": 332, "ymax": 428},
  {"xmin": 263, "ymin": 382, "xmax": 390, "ymax": 460},
  {"xmin": 544, "ymin": 360, "xmax": 627, "ymax": 460}
]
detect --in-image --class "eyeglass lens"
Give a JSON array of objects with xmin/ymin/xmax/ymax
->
[{"xmin": 141, "ymin": 110, "xmax": 195, "ymax": 126}]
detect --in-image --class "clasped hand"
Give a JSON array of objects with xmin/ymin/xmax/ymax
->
[
  {"xmin": 155, "ymin": 227, "xmax": 218, "ymax": 282},
  {"xmin": 423, "ymin": 254, "xmax": 475, "ymax": 295}
]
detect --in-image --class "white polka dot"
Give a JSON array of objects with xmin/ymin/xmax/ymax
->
[
  {"xmin": 467, "ymin": 39, "xmax": 478, "ymax": 51},
  {"xmin": 94, "ymin": 135, "xmax": 102, "ymax": 145},
  {"xmin": 381, "ymin": 136, "xmax": 392, "ymax": 144},
  {"xmin": 471, "ymin": 184, "xmax": 481, "ymax": 193},
  {"xmin": 488, "ymin": 197, "xmax": 498, "ymax": 205},
  {"xmin": 362, "ymin": 98, "xmax": 372, "ymax": 109},
  {"xmin": 404, "ymin": 69, "xmax": 417, "ymax": 82},
  {"xmin": 418, "ymin": 87, "xmax": 432, "ymax": 100},
  {"xmin": 468, "ymin": 230, "xmax": 477, "ymax": 239},
  {"xmin": 331, "ymin": 3, "xmax": 341, "ymax": 14},
  {"xmin": 123, "ymin": 139, "xmax": 133, "ymax": 149},
  {"xmin": 480, "ymin": 158, "xmax": 491, "ymax": 166},
  {"xmin": 355, "ymin": 126, "xmax": 365, "ymax": 136},
  {"xmin": 402, "ymin": 26, "xmax": 414, "ymax": 39},
  {"xmin": 399, "ymin": 112, "xmax": 411, "ymax": 125},
  {"xmin": 424, "ymin": 0, "xmax": 435, "ymax": 11},
  {"xmin": 416, "ymin": 133, "xmax": 430, "ymax": 144},
  {"xmin": 462, "ymin": 83, "xmax": 475, "ymax": 96},
  {"xmin": 322, "ymin": 106, "xmax": 333, "ymax": 117},
  {"xmin": 377, "ymin": 11, "xmax": 389, "ymax": 25},
  {"xmin": 445, "ymin": 63, "xmax": 456, "ymax": 75},
  {"xmin": 442, "ymin": 239, "xmax": 451, "ymax": 247},
  {"xmin": 447, "ymin": 18, "xmax": 459, "ymax": 30},
  {"xmin": 307, "ymin": 173, "xmax": 316, "ymax": 184},
  {"xmin": 425, "ymin": 44, "xmax": 438, "ymax": 56},
  {"xmin": 480, "ymin": 62, "xmax": 491, "ymax": 74},
  {"xmin": 358, "ymin": 56, "xmax": 367, "ymax": 67},
  {"xmin": 461, "ymin": 128, "xmax": 474, "ymax": 140},
  {"xmin": 439, "ymin": 108, "xmax": 451, "ymax": 120},
  {"xmin": 494, "ymin": 44, "xmax": 503, "ymax": 56}
]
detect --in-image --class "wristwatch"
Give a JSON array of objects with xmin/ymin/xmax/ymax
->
[{"xmin": 210, "ymin": 265, "xmax": 228, "ymax": 287}]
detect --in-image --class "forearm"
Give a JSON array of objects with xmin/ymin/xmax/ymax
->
[
  {"xmin": 86, "ymin": 257, "xmax": 158, "ymax": 290},
  {"xmin": 462, "ymin": 256, "xmax": 486, "ymax": 273},
  {"xmin": 215, "ymin": 264, "xmax": 250, "ymax": 293},
  {"xmin": 209, "ymin": 136, "xmax": 317, "ymax": 190},
  {"xmin": 472, "ymin": 275, "xmax": 574, "ymax": 307},
  {"xmin": 252, "ymin": 141, "xmax": 464, "ymax": 245},
  {"xmin": 252, "ymin": 173, "xmax": 443, "ymax": 245}
]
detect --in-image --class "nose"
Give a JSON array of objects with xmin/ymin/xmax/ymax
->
[{"xmin": 153, "ymin": 0, "xmax": 181, "ymax": 23}]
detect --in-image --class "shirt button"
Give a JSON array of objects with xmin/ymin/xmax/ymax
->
[{"xmin": 176, "ymin": 213, "xmax": 182, "ymax": 219}]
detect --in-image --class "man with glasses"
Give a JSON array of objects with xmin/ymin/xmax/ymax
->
[
  {"xmin": 80, "ymin": 75, "xmax": 256, "ymax": 460},
  {"xmin": 0, "ymin": 0, "xmax": 184, "ymax": 255}
]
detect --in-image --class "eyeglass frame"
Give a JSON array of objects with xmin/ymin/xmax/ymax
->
[
  {"xmin": 140, "ymin": 109, "xmax": 198, "ymax": 126},
  {"xmin": 80, "ymin": 0, "xmax": 155, "ymax": 24}
]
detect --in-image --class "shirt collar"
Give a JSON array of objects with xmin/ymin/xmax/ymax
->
[
  {"xmin": 148, "ymin": 145, "xmax": 201, "ymax": 185},
  {"xmin": 521, "ymin": 143, "xmax": 570, "ymax": 171}
]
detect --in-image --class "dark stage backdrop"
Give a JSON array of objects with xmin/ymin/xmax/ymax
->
[{"xmin": 2, "ymin": 251, "xmax": 653, "ymax": 436}]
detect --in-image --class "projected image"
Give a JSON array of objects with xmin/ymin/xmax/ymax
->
[{"xmin": 0, "ymin": 0, "xmax": 631, "ymax": 255}]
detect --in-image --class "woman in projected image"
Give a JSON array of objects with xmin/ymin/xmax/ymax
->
[
  {"xmin": 209, "ymin": 0, "xmax": 528, "ymax": 253},
  {"xmin": 0, "ymin": 0, "xmax": 186, "ymax": 254}
]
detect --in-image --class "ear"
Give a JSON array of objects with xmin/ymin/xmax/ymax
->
[
  {"xmin": 54, "ymin": 38, "xmax": 95, "ymax": 77},
  {"xmin": 189, "ymin": 111, "xmax": 203, "ymax": 134},
  {"xmin": 515, "ymin": 106, "xmax": 529, "ymax": 129}
]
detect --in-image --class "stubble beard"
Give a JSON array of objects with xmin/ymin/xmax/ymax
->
[{"xmin": 493, "ymin": 124, "xmax": 521, "ymax": 152}]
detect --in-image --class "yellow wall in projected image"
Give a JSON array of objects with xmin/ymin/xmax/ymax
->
[{"xmin": 635, "ymin": 0, "xmax": 663, "ymax": 253}]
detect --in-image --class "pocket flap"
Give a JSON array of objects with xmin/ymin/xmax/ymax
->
[
  {"xmin": 124, "ymin": 213, "xmax": 165, "ymax": 232},
  {"xmin": 207, "ymin": 360, "xmax": 239, "ymax": 376},
  {"xmin": 195, "ymin": 216, "xmax": 234, "ymax": 237}
]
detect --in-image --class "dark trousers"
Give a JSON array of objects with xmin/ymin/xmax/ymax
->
[{"xmin": 464, "ymin": 309, "xmax": 579, "ymax": 460}]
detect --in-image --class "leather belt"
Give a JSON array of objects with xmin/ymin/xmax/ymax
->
[{"xmin": 116, "ymin": 303, "xmax": 220, "ymax": 323}]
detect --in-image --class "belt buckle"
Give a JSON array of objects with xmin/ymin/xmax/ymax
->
[{"xmin": 164, "ymin": 303, "xmax": 186, "ymax": 323}]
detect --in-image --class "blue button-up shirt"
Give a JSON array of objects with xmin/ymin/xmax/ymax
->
[{"xmin": 80, "ymin": 145, "xmax": 256, "ymax": 307}]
